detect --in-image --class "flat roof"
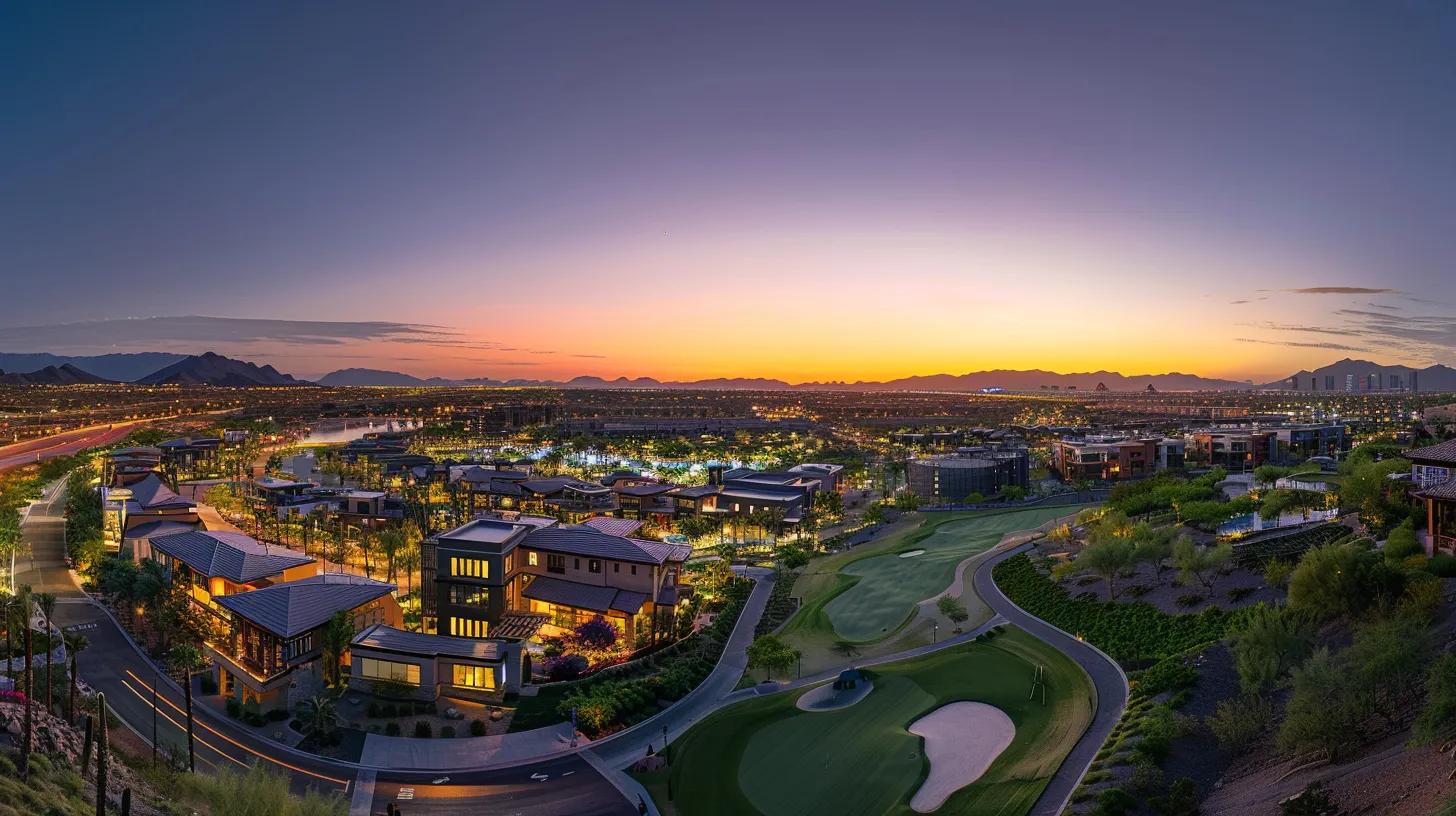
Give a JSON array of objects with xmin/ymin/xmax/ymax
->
[{"xmin": 351, "ymin": 623, "xmax": 503, "ymax": 662}]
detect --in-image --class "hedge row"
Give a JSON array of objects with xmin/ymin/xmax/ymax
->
[{"xmin": 993, "ymin": 554, "xmax": 1228, "ymax": 666}]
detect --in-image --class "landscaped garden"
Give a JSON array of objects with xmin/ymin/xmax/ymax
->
[
  {"xmin": 780, "ymin": 505, "xmax": 1091, "ymax": 674},
  {"xmin": 636, "ymin": 626, "xmax": 1094, "ymax": 816}
]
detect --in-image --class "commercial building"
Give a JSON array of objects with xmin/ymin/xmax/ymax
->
[
  {"xmin": 906, "ymin": 447, "xmax": 1029, "ymax": 502},
  {"xmin": 1051, "ymin": 437, "xmax": 1186, "ymax": 482},
  {"xmin": 1187, "ymin": 423, "xmax": 1346, "ymax": 469}
]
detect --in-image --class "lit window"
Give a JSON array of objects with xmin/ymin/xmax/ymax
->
[
  {"xmin": 452, "ymin": 664, "xmax": 496, "ymax": 690},
  {"xmin": 528, "ymin": 551, "xmax": 538, "ymax": 567},
  {"xmin": 358, "ymin": 658, "xmax": 420, "ymax": 685}
]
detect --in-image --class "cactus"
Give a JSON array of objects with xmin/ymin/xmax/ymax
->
[
  {"xmin": 21, "ymin": 626, "xmax": 32, "ymax": 780},
  {"xmin": 96, "ymin": 692, "xmax": 108, "ymax": 816},
  {"xmin": 81, "ymin": 714, "xmax": 94, "ymax": 777},
  {"xmin": 120, "ymin": 788, "xmax": 130, "ymax": 816}
]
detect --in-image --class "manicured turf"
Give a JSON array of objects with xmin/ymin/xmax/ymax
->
[
  {"xmin": 818, "ymin": 506, "xmax": 1091, "ymax": 642},
  {"xmin": 642, "ymin": 626, "xmax": 1095, "ymax": 816}
]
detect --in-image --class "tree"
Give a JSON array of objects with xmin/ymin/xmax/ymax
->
[
  {"xmin": 893, "ymin": 492, "xmax": 921, "ymax": 512},
  {"xmin": 774, "ymin": 544, "xmax": 809, "ymax": 571},
  {"xmin": 1172, "ymin": 538, "xmax": 1231, "ymax": 593},
  {"xmin": 1230, "ymin": 604, "xmax": 1311, "ymax": 693},
  {"xmin": 811, "ymin": 491, "xmax": 843, "ymax": 521},
  {"xmin": 1000, "ymin": 485, "xmax": 1027, "ymax": 502},
  {"xmin": 1132, "ymin": 527, "xmax": 1174, "ymax": 579},
  {"xmin": 1344, "ymin": 617, "xmax": 1430, "ymax": 729},
  {"xmin": 0, "ymin": 513, "xmax": 23, "ymax": 595},
  {"xmin": 746, "ymin": 634, "xmax": 798, "ymax": 681},
  {"xmin": 1149, "ymin": 777, "xmax": 1200, "ymax": 816},
  {"xmin": 396, "ymin": 539, "xmax": 422, "ymax": 596},
  {"xmin": 1415, "ymin": 652, "xmax": 1456, "ymax": 744},
  {"xmin": 677, "ymin": 514, "xmax": 718, "ymax": 544},
  {"xmin": 320, "ymin": 611, "xmax": 354, "ymax": 688},
  {"xmin": 1278, "ymin": 647, "xmax": 1367, "ymax": 760},
  {"xmin": 571, "ymin": 615, "xmax": 619, "ymax": 655},
  {"xmin": 296, "ymin": 694, "xmax": 339, "ymax": 744},
  {"xmin": 64, "ymin": 630, "xmax": 88, "ymax": 724},
  {"xmin": 862, "ymin": 503, "xmax": 887, "ymax": 525},
  {"xmin": 1263, "ymin": 558, "xmax": 1294, "ymax": 588},
  {"xmin": 936, "ymin": 595, "xmax": 969, "ymax": 626},
  {"xmin": 1337, "ymin": 457, "xmax": 1410, "ymax": 535},
  {"xmin": 35, "ymin": 592, "xmax": 55, "ymax": 712},
  {"xmin": 1077, "ymin": 537, "xmax": 1137, "ymax": 600},
  {"xmin": 95, "ymin": 691, "xmax": 108, "ymax": 816},
  {"xmin": 1287, "ymin": 542, "xmax": 1373, "ymax": 621}
]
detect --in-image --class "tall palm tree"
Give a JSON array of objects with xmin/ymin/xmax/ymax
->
[
  {"xmin": 63, "ymin": 630, "xmax": 88, "ymax": 724},
  {"xmin": 0, "ymin": 593, "xmax": 20, "ymax": 683},
  {"xmin": 35, "ymin": 592, "xmax": 56, "ymax": 713},
  {"xmin": 319, "ymin": 611, "xmax": 354, "ymax": 688}
]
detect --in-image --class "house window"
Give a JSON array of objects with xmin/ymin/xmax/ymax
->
[
  {"xmin": 573, "ymin": 558, "xmax": 580, "ymax": 570},
  {"xmin": 449, "ymin": 585, "xmax": 489, "ymax": 607},
  {"xmin": 547, "ymin": 554, "xmax": 566, "ymax": 574},
  {"xmin": 589, "ymin": 559, "xmax": 602, "ymax": 574},
  {"xmin": 449, "ymin": 617, "xmax": 488, "ymax": 638},
  {"xmin": 613, "ymin": 563, "xmax": 620, "ymax": 573},
  {"xmin": 357, "ymin": 657, "xmax": 420, "ymax": 685},
  {"xmin": 452, "ymin": 664, "xmax": 496, "ymax": 690},
  {"xmin": 528, "ymin": 551, "xmax": 539, "ymax": 567},
  {"xmin": 450, "ymin": 557, "xmax": 489, "ymax": 579},
  {"xmin": 283, "ymin": 634, "xmax": 314, "ymax": 661},
  {"xmin": 631, "ymin": 565, "xmax": 638, "ymax": 575}
]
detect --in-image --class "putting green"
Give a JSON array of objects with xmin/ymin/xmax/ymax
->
[
  {"xmin": 824, "ymin": 506, "xmax": 1085, "ymax": 642},
  {"xmin": 640, "ymin": 626, "xmax": 1095, "ymax": 816}
]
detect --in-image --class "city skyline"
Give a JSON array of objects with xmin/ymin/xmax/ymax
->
[{"xmin": 7, "ymin": 2, "xmax": 1456, "ymax": 381}]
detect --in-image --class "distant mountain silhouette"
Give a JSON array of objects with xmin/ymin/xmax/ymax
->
[
  {"xmin": 1262, "ymin": 358, "xmax": 1456, "ymax": 392},
  {"xmin": 135, "ymin": 352, "xmax": 309, "ymax": 386},
  {"xmin": 315, "ymin": 367, "xmax": 1252, "ymax": 392},
  {"xmin": 0, "ymin": 363, "xmax": 113, "ymax": 385},
  {"xmin": 0, "ymin": 352, "xmax": 186, "ymax": 382}
]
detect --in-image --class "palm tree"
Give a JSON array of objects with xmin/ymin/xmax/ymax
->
[
  {"xmin": 0, "ymin": 593, "xmax": 21, "ymax": 683},
  {"xmin": 35, "ymin": 592, "xmax": 55, "ymax": 713},
  {"xmin": 64, "ymin": 630, "xmax": 88, "ymax": 724},
  {"xmin": 296, "ymin": 694, "xmax": 339, "ymax": 743}
]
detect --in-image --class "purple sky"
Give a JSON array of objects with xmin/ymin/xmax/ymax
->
[{"xmin": 4, "ymin": 2, "xmax": 1455, "ymax": 381}]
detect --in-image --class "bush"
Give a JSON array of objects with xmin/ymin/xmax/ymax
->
[
  {"xmin": 546, "ymin": 654, "xmax": 590, "ymax": 682},
  {"xmin": 1385, "ymin": 520, "xmax": 1423, "ymax": 561},
  {"xmin": 414, "ymin": 721, "xmax": 432, "ymax": 739},
  {"xmin": 1206, "ymin": 695, "xmax": 1272, "ymax": 753},
  {"xmin": 470, "ymin": 718, "xmax": 487, "ymax": 737},
  {"xmin": 1089, "ymin": 787, "xmax": 1138, "ymax": 816},
  {"xmin": 1134, "ymin": 704, "xmax": 1191, "ymax": 762},
  {"xmin": 1225, "ymin": 586, "xmax": 1255, "ymax": 603},
  {"xmin": 199, "ymin": 674, "xmax": 218, "ymax": 695},
  {"xmin": 225, "ymin": 698, "xmax": 241, "ymax": 719},
  {"xmin": 441, "ymin": 725, "xmax": 456, "ymax": 738},
  {"xmin": 385, "ymin": 722, "xmax": 401, "ymax": 736},
  {"xmin": 1429, "ymin": 554, "xmax": 1456, "ymax": 577},
  {"xmin": 1175, "ymin": 594, "xmax": 1205, "ymax": 608},
  {"xmin": 1137, "ymin": 657, "xmax": 1198, "ymax": 696},
  {"xmin": 367, "ymin": 702, "xmax": 382, "ymax": 718},
  {"xmin": 382, "ymin": 703, "xmax": 398, "ymax": 718}
]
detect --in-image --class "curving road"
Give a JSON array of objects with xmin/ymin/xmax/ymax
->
[
  {"xmin": 0, "ymin": 421, "xmax": 146, "ymax": 473},
  {"xmin": 974, "ymin": 543, "xmax": 1128, "ymax": 816}
]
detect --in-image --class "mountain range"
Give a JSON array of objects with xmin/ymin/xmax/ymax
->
[
  {"xmin": 0, "ymin": 363, "xmax": 115, "ymax": 386},
  {"xmin": 317, "ymin": 367, "xmax": 1256, "ymax": 392},
  {"xmin": 0, "ymin": 352, "xmax": 186, "ymax": 382},
  {"xmin": 134, "ymin": 352, "xmax": 305, "ymax": 386}
]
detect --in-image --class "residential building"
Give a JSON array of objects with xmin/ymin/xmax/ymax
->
[
  {"xmin": 348, "ymin": 624, "xmax": 523, "ymax": 703},
  {"xmin": 421, "ymin": 515, "xmax": 690, "ymax": 645},
  {"xmin": 103, "ymin": 473, "xmax": 198, "ymax": 552},
  {"xmin": 1051, "ymin": 437, "xmax": 1185, "ymax": 482},
  {"xmin": 147, "ymin": 530, "xmax": 317, "ymax": 620},
  {"xmin": 209, "ymin": 573, "xmax": 400, "ymax": 712}
]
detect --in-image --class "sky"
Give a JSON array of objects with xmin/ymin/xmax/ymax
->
[{"xmin": 4, "ymin": 1, "xmax": 1456, "ymax": 383}]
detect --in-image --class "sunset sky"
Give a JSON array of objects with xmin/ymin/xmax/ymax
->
[{"xmin": 4, "ymin": 2, "xmax": 1456, "ymax": 382}]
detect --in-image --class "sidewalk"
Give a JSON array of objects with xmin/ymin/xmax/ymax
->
[{"xmin": 357, "ymin": 721, "xmax": 578, "ymax": 769}]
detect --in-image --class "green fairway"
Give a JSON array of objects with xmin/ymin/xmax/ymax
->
[{"xmin": 639, "ymin": 626, "xmax": 1095, "ymax": 816}]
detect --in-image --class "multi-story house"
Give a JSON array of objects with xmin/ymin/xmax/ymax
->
[
  {"xmin": 210, "ymin": 573, "xmax": 400, "ymax": 712},
  {"xmin": 421, "ymin": 515, "xmax": 690, "ymax": 645},
  {"xmin": 1051, "ymin": 437, "xmax": 1184, "ymax": 482},
  {"xmin": 148, "ymin": 530, "xmax": 317, "ymax": 622}
]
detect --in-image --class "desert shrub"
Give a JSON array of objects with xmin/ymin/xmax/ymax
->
[
  {"xmin": 441, "ymin": 725, "xmax": 456, "ymax": 738},
  {"xmin": 471, "ymin": 718, "xmax": 487, "ymax": 737},
  {"xmin": 1429, "ymin": 554, "xmax": 1456, "ymax": 577},
  {"xmin": 1206, "ymin": 695, "xmax": 1272, "ymax": 753},
  {"xmin": 385, "ymin": 722, "xmax": 401, "ymax": 736},
  {"xmin": 1175, "ymin": 593, "xmax": 1205, "ymax": 608},
  {"xmin": 414, "ymin": 721, "xmax": 432, "ymax": 739},
  {"xmin": 1225, "ymin": 586, "xmax": 1255, "ymax": 603},
  {"xmin": 1137, "ymin": 657, "xmax": 1198, "ymax": 696}
]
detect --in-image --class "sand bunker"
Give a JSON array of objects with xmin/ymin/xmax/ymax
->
[
  {"xmin": 908, "ymin": 702, "xmax": 1015, "ymax": 812},
  {"xmin": 796, "ymin": 679, "xmax": 874, "ymax": 711},
  {"xmin": 898, "ymin": 549, "xmax": 925, "ymax": 558}
]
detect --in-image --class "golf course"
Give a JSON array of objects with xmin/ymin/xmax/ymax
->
[
  {"xmin": 637, "ymin": 626, "xmax": 1095, "ymax": 816},
  {"xmin": 780, "ymin": 505, "xmax": 1090, "ymax": 674}
]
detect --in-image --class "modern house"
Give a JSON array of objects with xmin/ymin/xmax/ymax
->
[
  {"xmin": 1407, "ymin": 439, "xmax": 1456, "ymax": 555},
  {"xmin": 348, "ymin": 623, "xmax": 523, "ymax": 703},
  {"xmin": 1051, "ymin": 437, "xmax": 1184, "ymax": 482},
  {"xmin": 148, "ymin": 530, "xmax": 317, "ymax": 620},
  {"xmin": 103, "ymin": 473, "xmax": 199, "ymax": 552},
  {"xmin": 421, "ymin": 515, "xmax": 690, "ymax": 644},
  {"xmin": 209, "ymin": 573, "xmax": 400, "ymax": 712}
]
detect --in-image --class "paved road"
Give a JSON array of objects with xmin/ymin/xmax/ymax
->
[
  {"xmin": 368, "ymin": 755, "xmax": 636, "ymax": 816},
  {"xmin": 14, "ymin": 479, "xmax": 83, "ymax": 597},
  {"xmin": 587, "ymin": 567, "xmax": 774, "ymax": 770},
  {"xmin": 0, "ymin": 422, "xmax": 142, "ymax": 473},
  {"xmin": 974, "ymin": 543, "xmax": 1128, "ymax": 816}
]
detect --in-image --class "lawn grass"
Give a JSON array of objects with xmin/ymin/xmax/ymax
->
[
  {"xmin": 778, "ymin": 506, "xmax": 1091, "ymax": 674},
  {"xmin": 641, "ymin": 626, "xmax": 1095, "ymax": 816}
]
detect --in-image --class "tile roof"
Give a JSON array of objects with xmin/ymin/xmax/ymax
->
[
  {"xmin": 213, "ymin": 574, "xmax": 395, "ymax": 638},
  {"xmin": 668, "ymin": 485, "xmax": 719, "ymax": 499},
  {"xmin": 1419, "ymin": 478, "xmax": 1456, "ymax": 501},
  {"xmin": 352, "ymin": 623, "xmax": 503, "ymax": 662},
  {"xmin": 493, "ymin": 613, "xmax": 548, "ymax": 640},
  {"xmin": 122, "ymin": 520, "xmax": 198, "ymax": 540},
  {"xmin": 1406, "ymin": 440, "xmax": 1456, "ymax": 465},
  {"xmin": 521, "ymin": 576, "xmax": 649, "ymax": 615},
  {"xmin": 582, "ymin": 517, "xmax": 645, "ymax": 538},
  {"xmin": 127, "ymin": 474, "xmax": 194, "ymax": 510},
  {"xmin": 614, "ymin": 483, "xmax": 677, "ymax": 497},
  {"xmin": 523, "ymin": 526, "xmax": 681, "ymax": 565},
  {"xmin": 151, "ymin": 531, "xmax": 314, "ymax": 583}
]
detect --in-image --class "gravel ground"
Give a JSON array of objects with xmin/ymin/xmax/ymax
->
[{"xmin": 1032, "ymin": 541, "xmax": 1285, "ymax": 615}]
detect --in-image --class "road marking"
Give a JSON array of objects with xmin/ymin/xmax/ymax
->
[
  {"xmin": 64, "ymin": 623, "xmax": 98, "ymax": 631},
  {"xmin": 530, "ymin": 772, "xmax": 549, "ymax": 782},
  {"xmin": 398, "ymin": 788, "xmax": 415, "ymax": 800}
]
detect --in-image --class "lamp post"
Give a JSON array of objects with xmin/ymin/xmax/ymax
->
[{"xmin": 932, "ymin": 622, "xmax": 939, "ymax": 643}]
